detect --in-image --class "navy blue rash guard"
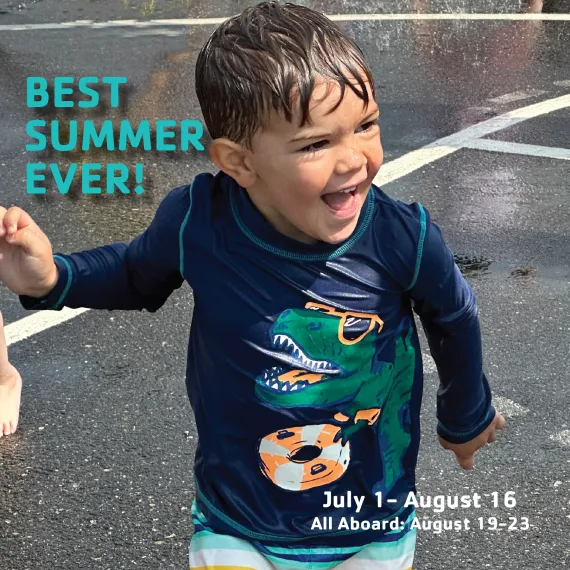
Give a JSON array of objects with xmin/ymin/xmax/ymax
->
[{"xmin": 20, "ymin": 171, "xmax": 495, "ymax": 547}]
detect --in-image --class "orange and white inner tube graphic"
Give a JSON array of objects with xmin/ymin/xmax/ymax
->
[{"xmin": 258, "ymin": 424, "xmax": 350, "ymax": 491}]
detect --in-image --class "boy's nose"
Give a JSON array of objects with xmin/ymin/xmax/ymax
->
[{"xmin": 335, "ymin": 147, "xmax": 366, "ymax": 175}]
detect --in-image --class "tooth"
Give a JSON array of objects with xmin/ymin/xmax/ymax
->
[
  {"xmin": 266, "ymin": 380, "xmax": 270, "ymax": 385},
  {"xmin": 291, "ymin": 385, "xmax": 298, "ymax": 391},
  {"xmin": 272, "ymin": 383, "xmax": 279, "ymax": 389},
  {"xmin": 281, "ymin": 385, "xmax": 288, "ymax": 391}
]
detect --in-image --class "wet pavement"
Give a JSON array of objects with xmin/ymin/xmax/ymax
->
[
  {"xmin": 0, "ymin": 0, "xmax": 564, "ymax": 24},
  {"xmin": 1, "ymin": 1, "xmax": 569, "ymax": 569}
]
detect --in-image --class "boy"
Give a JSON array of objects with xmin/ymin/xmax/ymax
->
[
  {"xmin": 0, "ymin": 311, "xmax": 22, "ymax": 438},
  {"xmin": 0, "ymin": 2, "xmax": 505, "ymax": 568}
]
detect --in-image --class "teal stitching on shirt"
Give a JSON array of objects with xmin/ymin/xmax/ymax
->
[
  {"xmin": 179, "ymin": 180, "xmax": 196, "ymax": 276},
  {"xmin": 405, "ymin": 203, "xmax": 427, "ymax": 291},
  {"xmin": 230, "ymin": 190, "xmax": 375, "ymax": 262},
  {"xmin": 53, "ymin": 255, "xmax": 73, "ymax": 310},
  {"xmin": 193, "ymin": 476, "xmax": 410, "ymax": 543}
]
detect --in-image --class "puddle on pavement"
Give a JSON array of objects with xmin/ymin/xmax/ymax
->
[
  {"xmin": 454, "ymin": 256, "xmax": 570, "ymax": 289},
  {"xmin": 509, "ymin": 267, "xmax": 538, "ymax": 280},
  {"xmin": 454, "ymin": 254, "xmax": 493, "ymax": 277},
  {"xmin": 0, "ymin": 0, "xmax": 42, "ymax": 13}
]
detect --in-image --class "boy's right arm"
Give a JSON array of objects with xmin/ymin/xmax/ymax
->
[{"xmin": 0, "ymin": 185, "xmax": 191, "ymax": 313}]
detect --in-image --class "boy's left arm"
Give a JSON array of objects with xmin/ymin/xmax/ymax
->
[{"xmin": 406, "ymin": 205, "xmax": 505, "ymax": 470}]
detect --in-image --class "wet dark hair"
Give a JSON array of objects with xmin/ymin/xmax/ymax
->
[{"xmin": 195, "ymin": 1, "xmax": 375, "ymax": 149}]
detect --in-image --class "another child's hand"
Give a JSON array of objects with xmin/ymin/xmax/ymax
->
[
  {"xmin": 0, "ymin": 312, "xmax": 22, "ymax": 438},
  {"xmin": 438, "ymin": 411, "xmax": 506, "ymax": 470},
  {"xmin": 0, "ymin": 206, "xmax": 58, "ymax": 297}
]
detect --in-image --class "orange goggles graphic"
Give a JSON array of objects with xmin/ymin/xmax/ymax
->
[{"xmin": 305, "ymin": 302, "xmax": 384, "ymax": 345}]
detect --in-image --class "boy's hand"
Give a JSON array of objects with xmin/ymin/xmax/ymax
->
[
  {"xmin": 0, "ymin": 206, "xmax": 58, "ymax": 298},
  {"xmin": 0, "ymin": 312, "xmax": 22, "ymax": 437},
  {"xmin": 438, "ymin": 411, "xmax": 506, "ymax": 470}
]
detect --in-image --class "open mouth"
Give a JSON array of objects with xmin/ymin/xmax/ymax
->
[
  {"xmin": 273, "ymin": 334, "xmax": 336, "ymax": 373},
  {"xmin": 252, "ymin": 334, "xmax": 340, "ymax": 393},
  {"xmin": 259, "ymin": 366, "xmax": 311, "ymax": 392},
  {"xmin": 320, "ymin": 185, "xmax": 359, "ymax": 214}
]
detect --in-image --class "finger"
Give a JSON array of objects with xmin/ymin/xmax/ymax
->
[
  {"xmin": 0, "ymin": 312, "xmax": 8, "ymax": 369},
  {"xmin": 3, "ymin": 206, "xmax": 24, "ymax": 236},
  {"xmin": 4, "ymin": 227, "xmax": 38, "ymax": 256},
  {"xmin": 456, "ymin": 452, "xmax": 474, "ymax": 470},
  {"xmin": 0, "ymin": 206, "xmax": 7, "ymax": 237},
  {"xmin": 3, "ymin": 207, "xmax": 34, "ymax": 239},
  {"xmin": 495, "ymin": 413, "xmax": 506, "ymax": 430}
]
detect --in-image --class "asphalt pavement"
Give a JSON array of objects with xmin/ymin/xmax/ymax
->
[{"xmin": 0, "ymin": 1, "xmax": 569, "ymax": 569}]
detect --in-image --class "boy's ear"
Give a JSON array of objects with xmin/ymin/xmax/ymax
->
[{"xmin": 208, "ymin": 138, "xmax": 257, "ymax": 188}]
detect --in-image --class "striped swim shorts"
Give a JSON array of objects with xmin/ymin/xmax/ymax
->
[{"xmin": 189, "ymin": 501, "xmax": 416, "ymax": 569}]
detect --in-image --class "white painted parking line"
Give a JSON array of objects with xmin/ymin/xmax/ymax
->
[
  {"xmin": 488, "ymin": 90, "xmax": 546, "ymax": 105},
  {"xmin": 374, "ymin": 145, "xmax": 458, "ymax": 187},
  {"xmin": 374, "ymin": 93, "xmax": 570, "ymax": 186},
  {"xmin": 1, "ymin": 13, "xmax": 570, "ymax": 32},
  {"xmin": 5, "ymin": 307, "xmax": 89, "ymax": 346},
  {"xmin": 492, "ymin": 395, "xmax": 530, "ymax": 418},
  {"xmin": 549, "ymin": 430, "xmax": 570, "ymax": 447},
  {"xmin": 437, "ymin": 94, "xmax": 570, "ymax": 141},
  {"xmin": 463, "ymin": 139, "xmax": 570, "ymax": 160},
  {"xmin": 5, "ymin": 95, "xmax": 570, "ymax": 346},
  {"xmin": 328, "ymin": 13, "xmax": 570, "ymax": 22},
  {"xmin": 553, "ymin": 80, "xmax": 570, "ymax": 88}
]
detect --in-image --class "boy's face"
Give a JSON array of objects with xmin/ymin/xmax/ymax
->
[{"xmin": 245, "ymin": 77, "xmax": 383, "ymax": 245}]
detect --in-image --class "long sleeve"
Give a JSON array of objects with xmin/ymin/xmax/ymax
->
[
  {"xmin": 19, "ymin": 184, "xmax": 192, "ymax": 313},
  {"xmin": 406, "ymin": 205, "xmax": 495, "ymax": 444}
]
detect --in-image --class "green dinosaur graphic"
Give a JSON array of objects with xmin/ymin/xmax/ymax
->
[{"xmin": 255, "ymin": 303, "xmax": 415, "ymax": 491}]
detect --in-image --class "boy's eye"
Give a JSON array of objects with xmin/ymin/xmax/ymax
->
[
  {"xmin": 300, "ymin": 140, "xmax": 329, "ymax": 153},
  {"xmin": 298, "ymin": 118, "xmax": 379, "ymax": 153},
  {"xmin": 356, "ymin": 120, "xmax": 378, "ymax": 133}
]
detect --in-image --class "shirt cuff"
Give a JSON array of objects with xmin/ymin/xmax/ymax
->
[
  {"xmin": 437, "ymin": 405, "xmax": 496, "ymax": 445},
  {"xmin": 19, "ymin": 255, "xmax": 72, "ymax": 311}
]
